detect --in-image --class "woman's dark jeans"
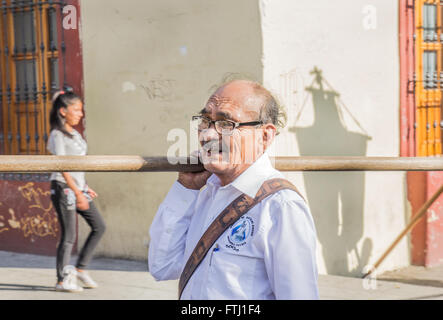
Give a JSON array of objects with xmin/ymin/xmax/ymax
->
[{"xmin": 51, "ymin": 181, "xmax": 106, "ymax": 282}]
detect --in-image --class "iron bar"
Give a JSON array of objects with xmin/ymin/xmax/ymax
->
[
  {"xmin": 0, "ymin": 156, "xmax": 442, "ymax": 173},
  {"xmin": 38, "ymin": 0, "xmax": 47, "ymax": 144},
  {"xmin": 14, "ymin": 83, "xmax": 21, "ymax": 154},
  {"xmin": 59, "ymin": 0, "xmax": 66, "ymax": 87},
  {"xmin": 13, "ymin": 3, "xmax": 21, "ymax": 155},
  {"xmin": 30, "ymin": 0, "xmax": 39, "ymax": 154},
  {"xmin": 6, "ymin": 84, "xmax": 12, "ymax": 155},
  {"xmin": 19, "ymin": 0, "xmax": 31, "ymax": 154},
  {"xmin": 1, "ymin": 1, "xmax": 11, "ymax": 155},
  {"xmin": 48, "ymin": 0, "xmax": 57, "ymax": 94}
]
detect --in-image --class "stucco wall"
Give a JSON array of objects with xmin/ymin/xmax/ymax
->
[
  {"xmin": 260, "ymin": 0, "xmax": 409, "ymax": 276},
  {"xmin": 80, "ymin": 0, "xmax": 263, "ymax": 260}
]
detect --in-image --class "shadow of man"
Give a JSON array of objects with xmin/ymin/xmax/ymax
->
[{"xmin": 290, "ymin": 67, "xmax": 373, "ymax": 276}]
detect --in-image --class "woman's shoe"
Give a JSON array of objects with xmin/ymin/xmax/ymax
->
[
  {"xmin": 76, "ymin": 270, "xmax": 98, "ymax": 289},
  {"xmin": 55, "ymin": 265, "xmax": 83, "ymax": 292}
]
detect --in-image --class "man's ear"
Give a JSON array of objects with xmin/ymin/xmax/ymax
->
[{"xmin": 262, "ymin": 123, "xmax": 277, "ymax": 149}]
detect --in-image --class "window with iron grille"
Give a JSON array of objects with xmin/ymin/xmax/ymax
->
[
  {"xmin": 0, "ymin": 0, "xmax": 67, "ymax": 156},
  {"xmin": 414, "ymin": 0, "xmax": 443, "ymax": 156}
]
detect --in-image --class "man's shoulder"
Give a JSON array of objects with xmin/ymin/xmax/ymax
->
[
  {"xmin": 266, "ymin": 187, "xmax": 306, "ymax": 205},
  {"xmin": 261, "ymin": 175, "xmax": 304, "ymax": 199},
  {"xmin": 255, "ymin": 184, "xmax": 312, "ymax": 228},
  {"xmin": 259, "ymin": 177, "xmax": 306, "ymax": 208}
]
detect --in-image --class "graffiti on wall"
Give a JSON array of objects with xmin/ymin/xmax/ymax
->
[
  {"xmin": 140, "ymin": 78, "xmax": 177, "ymax": 101},
  {"xmin": 0, "ymin": 202, "xmax": 7, "ymax": 234},
  {"xmin": 0, "ymin": 180, "xmax": 60, "ymax": 254},
  {"xmin": 20, "ymin": 182, "xmax": 58, "ymax": 238}
]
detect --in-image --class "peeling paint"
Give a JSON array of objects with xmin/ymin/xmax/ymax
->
[
  {"xmin": 427, "ymin": 209, "xmax": 439, "ymax": 223},
  {"xmin": 179, "ymin": 45, "xmax": 187, "ymax": 56}
]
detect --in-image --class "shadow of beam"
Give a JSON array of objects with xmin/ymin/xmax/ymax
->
[
  {"xmin": 378, "ymin": 278, "xmax": 443, "ymax": 289},
  {"xmin": 0, "ymin": 283, "xmax": 54, "ymax": 292},
  {"xmin": 405, "ymin": 293, "xmax": 443, "ymax": 300}
]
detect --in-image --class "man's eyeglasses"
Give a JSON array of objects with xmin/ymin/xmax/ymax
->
[{"xmin": 192, "ymin": 115, "xmax": 263, "ymax": 135}]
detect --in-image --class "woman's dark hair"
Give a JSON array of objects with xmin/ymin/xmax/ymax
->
[{"xmin": 49, "ymin": 85, "xmax": 82, "ymax": 137}]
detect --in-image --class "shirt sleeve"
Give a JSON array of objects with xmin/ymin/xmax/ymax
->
[
  {"xmin": 148, "ymin": 180, "xmax": 200, "ymax": 281},
  {"xmin": 262, "ymin": 196, "xmax": 319, "ymax": 299},
  {"xmin": 47, "ymin": 130, "xmax": 66, "ymax": 155}
]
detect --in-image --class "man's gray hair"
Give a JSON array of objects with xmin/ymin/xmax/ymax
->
[
  {"xmin": 210, "ymin": 73, "xmax": 287, "ymax": 134},
  {"xmin": 252, "ymin": 83, "xmax": 287, "ymax": 135}
]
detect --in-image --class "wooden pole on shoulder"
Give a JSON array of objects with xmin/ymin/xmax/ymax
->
[{"xmin": 0, "ymin": 155, "xmax": 442, "ymax": 172}]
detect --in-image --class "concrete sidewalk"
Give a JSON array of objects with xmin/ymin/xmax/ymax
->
[{"xmin": 0, "ymin": 250, "xmax": 442, "ymax": 300}]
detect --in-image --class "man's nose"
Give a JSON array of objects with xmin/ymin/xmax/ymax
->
[{"xmin": 199, "ymin": 124, "xmax": 220, "ymax": 142}]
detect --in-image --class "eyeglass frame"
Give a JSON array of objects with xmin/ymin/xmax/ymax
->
[{"xmin": 192, "ymin": 115, "xmax": 264, "ymax": 135}]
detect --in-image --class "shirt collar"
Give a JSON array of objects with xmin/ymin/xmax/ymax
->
[{"xmin": 206, "ymin": 152, "xmax": 280, "ymax": 198}]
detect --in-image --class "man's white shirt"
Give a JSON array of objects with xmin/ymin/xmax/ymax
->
[{"xmin": 148, "ymin": 153, "xmax": 319, "ymax": 299}]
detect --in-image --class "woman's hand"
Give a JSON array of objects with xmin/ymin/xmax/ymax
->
[
  {"xmin": 87, "ymin": 187, "xmax": 98, "ymax": 199},
  {"xmin": 76, "ymin": 192, "xmax": 90, "ymax": 211}
]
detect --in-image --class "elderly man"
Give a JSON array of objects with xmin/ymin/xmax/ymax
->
[{"xmin": 148, "ymin": 80, "xmax": 319, "ymax": 300}]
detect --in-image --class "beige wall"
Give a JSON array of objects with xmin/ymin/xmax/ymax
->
[
  {"xmin": 261, "ymin": 0, "xmax": 409, "ymax": 276},
  {"xmin": 79, "ymin": 0, "xmax": 263, "ymax": 260}
]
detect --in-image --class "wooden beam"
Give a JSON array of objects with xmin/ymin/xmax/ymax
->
[{"xmin": 0, "ymin": 155, "xmax": 442, "ymax": 172}]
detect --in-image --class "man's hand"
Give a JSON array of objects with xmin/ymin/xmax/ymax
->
[{"xmin": 178, "ymin": 170, "xmax": 212, "ymax": 190}]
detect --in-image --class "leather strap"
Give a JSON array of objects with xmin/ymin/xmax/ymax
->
[{"xmin": 178, "ymin": 178, "xmax": 303, "ymax": 299}]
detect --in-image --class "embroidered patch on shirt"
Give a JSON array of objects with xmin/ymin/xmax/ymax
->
[{"xmin": 225, "ymin": 216, "xmax": 255, "ymax": 251}]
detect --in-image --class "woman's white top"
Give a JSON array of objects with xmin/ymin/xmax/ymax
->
[{"xmin": 47, "ymin": 129, "xmax": 88, "ymax": 191}]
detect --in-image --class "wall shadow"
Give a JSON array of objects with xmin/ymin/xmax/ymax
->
[
  {"xmin": 290, "ymin": 67, "xmax": 372, "ymax": 276},
  {"xmin": 0, "ymin": 251, "xmax": 147, "ymax": 272}
]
